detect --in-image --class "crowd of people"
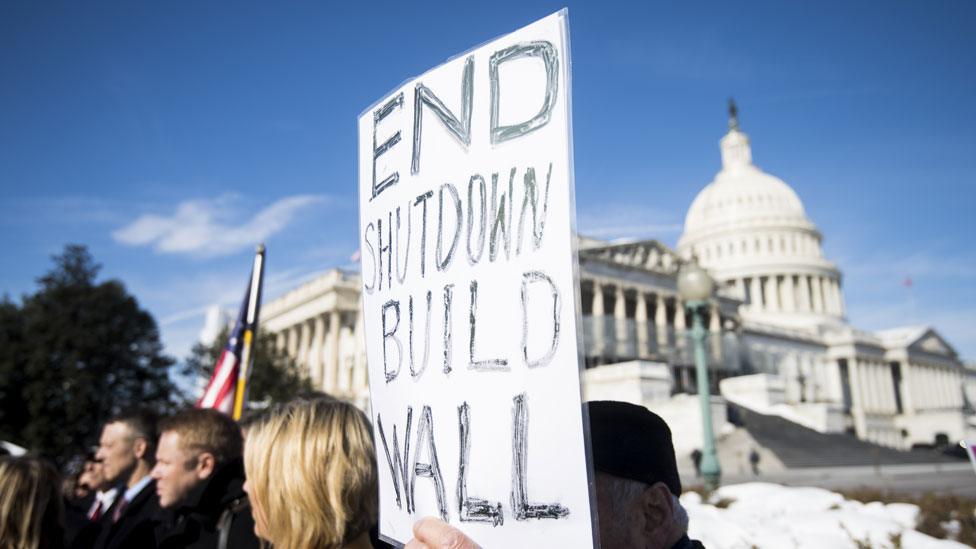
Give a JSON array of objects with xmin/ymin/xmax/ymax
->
[{"xmin": 0, "ymin": 396, "xmax": 704, "ymax": 549}]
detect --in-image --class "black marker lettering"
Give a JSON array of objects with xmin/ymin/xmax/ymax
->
[
  {"xmin": 377, "ymin": 408, "xmax": 413, "ymax": 510},
  {"xmin": 457, "ymin": 402, "xmax": 503, "ymax": 526},
  {"xmin": 415, "ymin": 191, "xmax": 434, "ymax": 278},
  {"xmin": 381, "ymin": 300, "xmax": 402, "ymax": 382},
  {"xmin": 395, "ymin": 205, "xmax": 411, "ymax": 285},
  {"xmin": 436, "ymin": 183, "xmax": 461, "ymax": 272},
  {"xmin": 511, "ymin": 393, "xmax": 570, "ymax": 520},
  {"xmin": 372, "ymin": 93, "xmax": 404, "ymax": 198},
  {"xmin": 516, "ymin": 162, "xmax": 553, "ymax": 254},
  {"xmin": 442, "ymin": 284, "xmax": 454, "ymax": 374},
  {"xmin": 489, "ymin": 42, "xmax": 559, "ymax": 144},
  {"xmin": 521, "ymin": 271, "xmax": 561, "ymax": 369},
  {"xmin": 466, "ymin": 174, "xmax": 487, "ymax": 265},
  {"xmin": 411, "ymin": 406, "xmax": 448, "ymax": 522},
  {"xmin": 469, "ymin": 280, "xmax": 508, "ymax": 371},
  {"xmin": 412, "ymin": 56, "xmax": 474, "ymax": 175},
  {"xmin": 489, "ymin": 168, "xmax": 515, "ymax": 262},
  {"xmin": 409, "ymin": 291, "xmax": 432, "ymax": 378},
  {"xmin": 363, "ymin": 222, "xmax": 377, "ymax": 294}
]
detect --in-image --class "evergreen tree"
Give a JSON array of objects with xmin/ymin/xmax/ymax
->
[{"xmin": 0, "ymin": 245, "xmax": 174, "ymax": 464}]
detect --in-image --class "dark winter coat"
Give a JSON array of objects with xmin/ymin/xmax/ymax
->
[{"xmin": 154, "ymin": 458, "xmax": 260, "ymax": 549}]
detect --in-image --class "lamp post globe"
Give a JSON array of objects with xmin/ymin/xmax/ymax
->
[
  {"xmin": 677, "ymin": 262, "xmax": 714, "ymax": 302},
  {"xmin": 678, "ymin": 260, "xmax": 722, "ymax": 491}
]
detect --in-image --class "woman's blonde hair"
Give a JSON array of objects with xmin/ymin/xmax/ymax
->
[
  {"xmin": 244, "ymin": 398, "xmax": 377, "ymax": 549},
  {"xmin": 0, "ymin": 456, "xmax": 64, "ymax": 549}
]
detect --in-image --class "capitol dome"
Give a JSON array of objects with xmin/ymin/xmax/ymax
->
[
  {"xmin": 683, "ymin": 139, "xmax": 815, "ymax": 239},
  {"xmin": 677, "ymin": 103, "xmax": 846, "ymax": 328}
]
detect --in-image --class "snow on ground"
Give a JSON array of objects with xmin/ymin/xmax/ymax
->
[{"xmin": 682, "ymin": 482, "xmax": 971, "ymax": 549}]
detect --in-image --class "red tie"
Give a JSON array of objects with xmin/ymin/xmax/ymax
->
[
  {"xmin": 112, "ymin": 498, "xmax": 128, "ymax": 522},
  {"xmin": 88, "ymin": 500, "xmax": 103, "ymax": 521}
]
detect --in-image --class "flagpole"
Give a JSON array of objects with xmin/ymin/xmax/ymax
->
[{"xmin": 233, "ymin": 244, "xmax": 266, "ymax": 420}]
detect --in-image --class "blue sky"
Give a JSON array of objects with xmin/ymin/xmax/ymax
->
[{"xmin": 2, "ymin": 1, "xmax": 974, "ymax": 365}]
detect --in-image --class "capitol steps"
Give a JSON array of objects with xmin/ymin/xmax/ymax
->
[{"xmin": 726, "ymin": 402, "xmax": 961, "ymax": 469}]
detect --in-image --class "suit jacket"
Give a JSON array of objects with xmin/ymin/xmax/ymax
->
[{"xmin": 93, "ymin": 479, "xmax": 161, "ymax": 549}]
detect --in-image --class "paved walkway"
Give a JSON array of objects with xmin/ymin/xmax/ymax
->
[{"xmin": 682, "ymin": 455, "xmax": 976, "ymax": 497}]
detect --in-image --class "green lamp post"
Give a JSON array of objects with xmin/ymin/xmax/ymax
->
[{"xmin": 677, "ymin": 260, "xmax": 722, "ymax": 491}]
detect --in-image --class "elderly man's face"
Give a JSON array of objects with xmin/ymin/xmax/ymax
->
[{"xmin": 95, "ymin": 422, "xmax": 138, "ymax": 485}]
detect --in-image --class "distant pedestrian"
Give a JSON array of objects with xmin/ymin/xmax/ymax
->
[
  {"xmin": 749, "ymin": 447, "xmax": 761, "ymax": 476},
  {"xmin": 690, "ymin": 449, "xmax": 702, "ymax": 478}
]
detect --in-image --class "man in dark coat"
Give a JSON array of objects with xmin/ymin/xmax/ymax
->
[
  {"xmin": 152, "ymin": 408, "xmax": 259, "ymax": 549},
  {"xmin": 92, "ymin": 409, "xmax": 162, "ymax": 549}
]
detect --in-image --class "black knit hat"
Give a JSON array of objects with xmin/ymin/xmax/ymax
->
[{"xmin": 587, "ymin": 401, "xmax": 682, "ymax": 496}]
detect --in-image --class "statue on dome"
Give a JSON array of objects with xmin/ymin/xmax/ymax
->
[{"xmin": 728, "ymin": 98, "xmax": 740, "ymax": 131}]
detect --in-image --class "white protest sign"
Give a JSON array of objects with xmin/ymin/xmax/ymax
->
[{"xmin": 358, "ymin": 10, "xmax": 595, "ymax": 547}]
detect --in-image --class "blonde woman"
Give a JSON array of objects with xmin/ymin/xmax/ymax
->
[
  {"xmin": 0, "ymin": 456, "xmax": 65, "ymax": 549},
  {"xmin": 243, "ymin": 398, "xmax": 378, "ymax": 549}
]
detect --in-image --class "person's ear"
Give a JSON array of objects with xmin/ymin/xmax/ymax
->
[
  {"xmin": 195, "ymin": 452, "xmax": 216, "ymax": 480},
  {"xmin": 637, "ymin": 482, "xmax": 676, "ymax": 542},
  {"xmin": 132, "ymin": 437, "xmax": 148, "ymax": 460}
]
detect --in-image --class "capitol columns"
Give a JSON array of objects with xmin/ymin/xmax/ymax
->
[
  {"xmin": 592, "ymin": 280, "xmax": 605, "ymax": 316},
  {"xmin": 329, "ymin": 310, "xmax": 341, "ymax": 392},
  {"xmin": 592, "ymin": 280, "xmax": 606, "ymax": 357},
  {"xmin": 673, "ymin": 297, "xmax": 686, "ymax": 331},
  {"xmin": 614, "ymin": 286, "xmax": 627, "ymax": 355},
  {"xmin": 797, "ymin": 275, "xmax": 811, "ymax": 312},
  {"xmin": 634, "ymin": 289, "xmax": 649, "ymax": 358},
  {"xmin": 750, "ymin": 277, "xmax": 762, "ymax": 312},
  {"xmin": 708, "ymin": 301, "xmax": 722, "ymax": 362},
  {"xmin": 298, "ymin": 319, "xmax": 312, "ymax": 371},
  {"xmin": 812, "ymin": 276, "xmax": 826, "ymax": 314},
  {"xmin": 655, "ymin": 293, "xmax": 668, "ymax": 350},
  {"xmin": 834, "ymin": 279, "xmax": 845, "ymax": 316},
  {"xmin": 286, "ymin": 324, "xmax": 299, "ymax": 359},
  {"xmin": 310, "ymin": 314, "xmax": 326, "ymax": 386},
  {"xmin": 846, "ymin": 358, "xmax": 866, "ymax": 437},
  {"xmin": 763, "ymin": 276, "xmax": 779, "ymax": 312},
  {"xmin": 782, "ymin": 275, "xmax": 796, "ymax": 312}
]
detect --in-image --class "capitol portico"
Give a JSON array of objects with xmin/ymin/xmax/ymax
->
[{"xmin": 259, "ymin": 103, "xmax": 972, "ymax": 452}]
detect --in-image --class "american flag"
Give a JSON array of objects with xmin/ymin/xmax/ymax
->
[
  {"xmin": 197, "ymin": 290, "xmax": 251, "ymax": 414},
  {"xmin": 198, "ymin": 246, "xmax": 265, "ymax": 417}
]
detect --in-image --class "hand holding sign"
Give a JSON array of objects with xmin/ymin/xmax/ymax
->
[{"xmin": 406, "ymin": 517, "xmax": 481, "ymax": 549}]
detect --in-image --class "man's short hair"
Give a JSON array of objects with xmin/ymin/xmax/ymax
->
[
  {"xmin": 158, "ymin": 408, "xmax": 243, "ymax": 467},
  {"xmin": 108, "ymin": 408, "xmax": 159, "ymax": 463},
  {"xmin": 586, "ymin": 401, "xmax": 682, "ymax": 496}
]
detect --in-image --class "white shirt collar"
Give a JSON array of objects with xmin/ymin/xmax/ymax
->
[
  {"xmin": 97, "ymin": 487, "xmax": 119, "ymax": 507},
  {"xmin": 87, "ymin": 487, "xmax": 119, "ymax": 516},
  {"xmin": 122, "ymin": 474, "xmax": 152, "ymax": 503}
]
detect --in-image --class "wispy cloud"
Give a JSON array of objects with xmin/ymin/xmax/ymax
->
[
  {"xmin": 577, "ymin": 204, "xmax": 684, "ymax": 242},
  {"xmin": 112, "ymin": 194, "xmax": 327, "ymax": 257}
]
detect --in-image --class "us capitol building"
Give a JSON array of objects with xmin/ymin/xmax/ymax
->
[{"xmin": 260, "ymin": 105, "xmax": 972, "ymax": 451}]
